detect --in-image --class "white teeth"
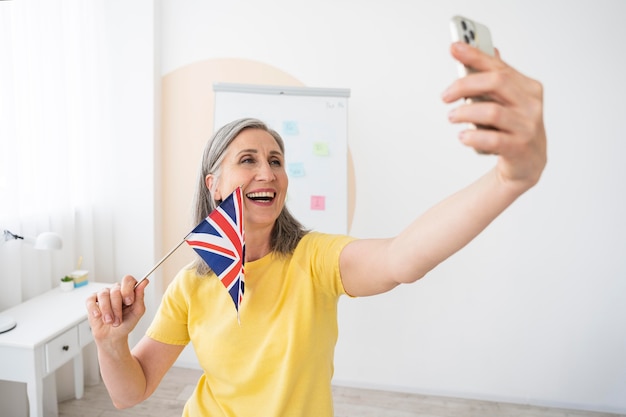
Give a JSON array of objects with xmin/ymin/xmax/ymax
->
[{"xmin": 246, "ymin": 191, "xmax": 275, "ymax": 199}]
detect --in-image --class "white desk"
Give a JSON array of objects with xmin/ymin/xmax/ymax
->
[{"xmin": 0, "ymin": 282, "xmax": 109, "ymax": 417}]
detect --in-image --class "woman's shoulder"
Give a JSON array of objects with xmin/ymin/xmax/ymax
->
[
  {"xmin": 295, "ymin": 231, "xmax": 356, "ymax": 252},
  {"xmin": 165, "ymin": 262, "xmax": 211, "ymax": 296}
]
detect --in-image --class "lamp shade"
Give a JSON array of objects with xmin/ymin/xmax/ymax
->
[
  {"xmin": 33, "ymin": 232, "xmax": 63, "ymax": 250},
  {"xmin": 2, "ymin": 229, "xmax": 63, "ymax": 251}
]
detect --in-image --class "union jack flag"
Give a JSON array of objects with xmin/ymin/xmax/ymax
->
[{"xmin": 186, "ymin": 187, "xmax": 245, "ymax": 318}]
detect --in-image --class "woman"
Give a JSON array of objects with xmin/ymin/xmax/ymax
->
[{"xmin": 86, "ymin": 41, "xmax": 546, "ymax": 416}]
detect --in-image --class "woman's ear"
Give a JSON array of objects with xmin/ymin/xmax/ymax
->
[{"xmin": 206, "ymin": 174, "xmax": 222, "ymax": 201}]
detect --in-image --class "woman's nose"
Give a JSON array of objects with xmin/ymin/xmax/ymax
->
[{"xmin": 255, "ymin": 161, "xmax": 276, "ymax": 181}]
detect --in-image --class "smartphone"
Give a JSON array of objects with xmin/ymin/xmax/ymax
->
[
  {"xmin": 450, "ymin": 16, "xmax": 495, "ymax": 136},
  {"xmin": 450, "ymin": 15, "xmax": 495, "ymax": 77}
]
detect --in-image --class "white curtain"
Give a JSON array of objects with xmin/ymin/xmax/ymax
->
[{"xmin": 0, "ymin": 0, "xmax": 116, "ymax": 307}]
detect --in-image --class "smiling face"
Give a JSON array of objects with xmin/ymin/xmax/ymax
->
[{"xmin": 206, "ymin": 128, "xmax": 288, "ymax": 231}]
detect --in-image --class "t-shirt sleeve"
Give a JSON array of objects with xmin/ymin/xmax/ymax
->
[
  {"xmin": 302, "ymin": 232, "xmax": 356, "ymax": 297},
  {"xmin": 146, "ymin": 267, "xmax": 193, "ymax": 345}
]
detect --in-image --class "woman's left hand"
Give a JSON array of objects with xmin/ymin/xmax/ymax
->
[{"xmin": 442, "ymin": 41, "xmax": 547, "ymax": 193}]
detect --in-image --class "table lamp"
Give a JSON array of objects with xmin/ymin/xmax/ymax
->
[{"xmin": 0, "ymin": 229, "xmax": 63, "ymax": 333}]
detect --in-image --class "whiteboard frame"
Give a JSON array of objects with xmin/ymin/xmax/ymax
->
[{"xmin": 213, "ymin": 82, "xmax": 350, "ymax": 98}]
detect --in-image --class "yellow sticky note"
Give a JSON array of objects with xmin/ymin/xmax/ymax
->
[{"xmin": 313, "ymin": 142, "xmax": 329, "ymax": 156}]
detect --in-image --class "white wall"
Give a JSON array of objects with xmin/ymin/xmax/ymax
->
[
  {"xmin": 99, "ymin": 0, "xmax": 161, "ymax": 344},
  {"xmin": 159, "ymin": 0, "xmax": 626, "ymax": 413}
]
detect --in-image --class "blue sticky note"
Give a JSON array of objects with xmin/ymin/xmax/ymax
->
[
  {"xmin": 288, "ymin": 162, "xmax": 305, "ymax": 177},
  {"xmin": 283, "ymin": 121, "xmax": 299, "ymax": 135}
]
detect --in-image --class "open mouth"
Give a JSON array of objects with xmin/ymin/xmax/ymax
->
[{"xmin": 246, "ymin": 191, "xmax": 276, "ymax": 203}]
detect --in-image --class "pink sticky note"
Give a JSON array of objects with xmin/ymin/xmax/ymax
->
[{"xmin": 310, "ymin": 195, "xmax": 326, "ymax": 211}]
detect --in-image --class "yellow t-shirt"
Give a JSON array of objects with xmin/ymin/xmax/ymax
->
[{"xmin": 146, "ymin": 232, "xmax": 356, "ymax": 417}]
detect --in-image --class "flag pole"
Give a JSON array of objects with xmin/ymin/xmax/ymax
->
[{"xmin": 134, "ymin": 234, "xmax": 189, "ymax": 289}]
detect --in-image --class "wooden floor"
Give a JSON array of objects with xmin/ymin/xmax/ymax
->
[{"xmin": 59, "ymin": 367, "xmax": 624, "ymax": 417}]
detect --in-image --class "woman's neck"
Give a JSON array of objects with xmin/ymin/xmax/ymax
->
[{"xmin": 244, "ymin": 224, "xmax": 273, "ymax": 262}]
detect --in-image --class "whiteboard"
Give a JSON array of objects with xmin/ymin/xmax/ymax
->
[{"xmin": 213, "ymin": 83, "xmax": 350, "ymax": 234}]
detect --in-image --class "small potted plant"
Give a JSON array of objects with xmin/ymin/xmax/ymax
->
[{"xmin": 60, "ymin": 275, "xmax": 74, "ymax": 292}]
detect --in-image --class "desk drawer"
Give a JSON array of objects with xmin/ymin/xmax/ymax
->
[
  {"xmin": 45, "ymin": 327, "xmax": 79, "ymax": 373},
  {"xmin": 78, "ymin": 319, "xmax": 94, "ymax": 347}
]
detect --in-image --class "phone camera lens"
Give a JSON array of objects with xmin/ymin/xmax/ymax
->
[
  {"xmin": 469, "ymin": 30, "xmax": 475, "ymax": 40},
  {"xmin": 461, "ymin": 21, "xmax": 467, "ymax": 30}
]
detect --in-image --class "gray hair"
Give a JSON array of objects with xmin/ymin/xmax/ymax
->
[{"xmin": 191, "ymin": 117, "xmax": 308, "ymax": 275}]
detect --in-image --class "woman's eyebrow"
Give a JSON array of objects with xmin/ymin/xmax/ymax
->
[{"xmin": 235, "ymin": 149, "xmax": 284, "ymax": 157}]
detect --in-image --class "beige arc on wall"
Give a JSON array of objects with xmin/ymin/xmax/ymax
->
[{"xmin": 161, "ymin": 58, "xmax": 355, "ymax": 293}]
